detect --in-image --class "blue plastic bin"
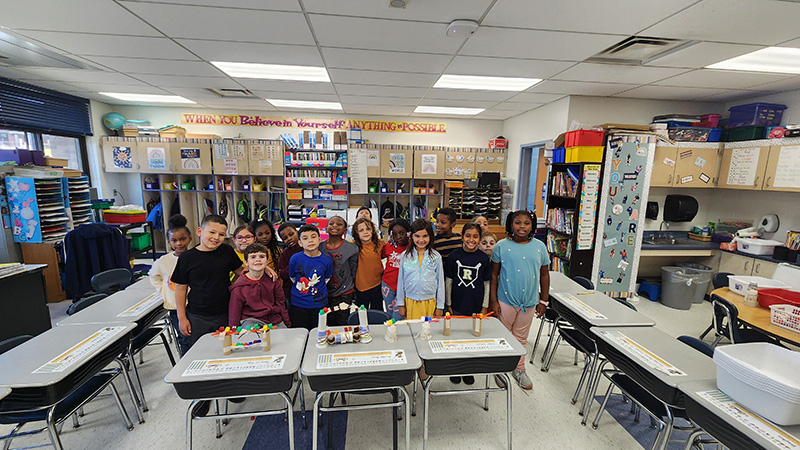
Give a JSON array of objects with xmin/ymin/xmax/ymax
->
[{"xmin": 728, "ymin": 103, "xmax": 787, "ymax": 128}]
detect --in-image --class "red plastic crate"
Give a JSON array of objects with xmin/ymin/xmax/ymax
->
[
  {"xmin": 564, "ymin": 130, "xmax": 604, "ymax": 147},
  {"xmin": 758, "ymin": 288, "xmax": 800, "ymax": 309},
  {"xmin": 104, "ymin": 211, "xmax": 146, "ymax": 223}
]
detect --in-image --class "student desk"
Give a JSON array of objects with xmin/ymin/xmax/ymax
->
[
  {"xmin": 126, "ymin": 278, "xmax": 157, "ymax": 291},
  {"xmin": 301, "ymin": 324, "xmax": 420, "ymax": 450},
  {"xmin": 711, "ymin": 287, "xmax": 800, "ymax": 346},
  {"xmin": 679, "ymin": 379, "xmax": 800, "ymax": 450},
  {"xmin": 548, "ymin": 271, "xmax": 590, "ymax": 295},
  {"xmin": 0, "ymin": 264, "xmax": 50, "ymax": 341},
  {"xmin": 409, "ymin": 317, "xmax": 525, "ymax": 450},
  {"xmin": 0, "ymin": 323, "xmax": 136, "ymax": 448},
  {"xmin": 0, "ymin": 388, "xmax": 9, "ymax": 401},
  {"xmin": 164, "ymin": 329, "xmax": 307, "ymax": 450}
]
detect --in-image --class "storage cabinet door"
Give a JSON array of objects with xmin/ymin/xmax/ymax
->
[
  {"xmin": 752, "ymin": 259, "xmax": 778, "ymax": 278},
  {"xmin": 173, "ymin": 143, "xmax": 212, "ymax": 174},
  {"xmin": 673, "ymin": 146, "xmax": 719, "ymax": 188},
  {"xmin": 212, "ymin": 142, "xmax": 248, "ymax": 175},
  {"xmin": 718, "ymin": 251, "xmax": 754, "ymax": 276},
  {"xmin": 717, "ymin": 144, "xmax": 770, "ymax": 190},
  {"xmin": 763, "ymin": 145, "xmax": 800, "ymax": 192},
  {"xmin": 137, "ymin": 142, "xmax": 170, "ymax": 174},
  {"xmin": 102, "ymin": 139, "xmax": 140, "ymax": 172},
  {"xmin": 651, "ymin": 146, "xmax": 677, "ymax": 187}
]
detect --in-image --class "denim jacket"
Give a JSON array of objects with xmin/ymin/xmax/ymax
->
[{"xmin": 396, "ymin": 248, "xmax": 445, "ymax": 309}]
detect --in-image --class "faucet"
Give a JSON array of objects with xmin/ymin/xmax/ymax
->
[{"xmin": 658, "ymin": 221, "xmax": 670, "ymax": 238}]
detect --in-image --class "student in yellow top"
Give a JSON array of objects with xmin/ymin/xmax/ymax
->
[
  {"xmin": 352, "ymin": 217, "xmax": 385, "ymax": 310},
  {"xmin": 230, "ymin": 224, "xmax": 255, "ymax": 283}
]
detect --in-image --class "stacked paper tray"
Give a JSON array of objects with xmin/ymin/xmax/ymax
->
[{"xmin": 714, "ymin": 343, "xmax": 800, "ymax": 425}]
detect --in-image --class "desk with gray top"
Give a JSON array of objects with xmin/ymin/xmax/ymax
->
[
  {"xmin": 0, "ymin": 388, "xmax": 9, "ymax": 402},
  {"xmin": 126, "ymin": 278, "xmax": 156, "ymax": 291},
  {"xmin": 548, "ymin": 271, "xmax": 591, "ymax": 295},
  {"xmin": 409, "ymin": 317, "xmax": 526, "ymax": 450},
  {"xmin": 57, "ymin": 289, "xmax": 164, "ymax": 334},
  {"xmin": 679, "ymin": 379, "xmax": 800, "ymax": 450},
  {"xmin": 301, "ymin": 324, "xmax": 420, "ymax": 450},
  {"xmin": 0, "ymin": 264, "xmax": 50, "ymax": 341},
  {"xmin": 164, "ymin": 329, "xmax": 307, "ymax": 450}
]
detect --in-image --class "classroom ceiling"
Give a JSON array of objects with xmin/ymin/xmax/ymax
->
[{"xmin": 2, "ymin": 0, "xmax": 800, "ymax": 120}]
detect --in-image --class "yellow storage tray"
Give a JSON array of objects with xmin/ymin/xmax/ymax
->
[{"xmin": 565, "ymin": 146, "xmax": 603, "ymax": 163}]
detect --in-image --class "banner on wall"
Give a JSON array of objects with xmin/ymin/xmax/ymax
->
[
  {"xmin": 591, "ymin": 134, "xmax": 657, "ymax": 298},
  {"xmin": 181, "ymin": 114, "xmax": 447, "ymax": 133}
]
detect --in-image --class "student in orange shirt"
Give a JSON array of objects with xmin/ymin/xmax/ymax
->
[{"xmin": 352, "ymin": 217, "xmax": 385, "ymax": 310}]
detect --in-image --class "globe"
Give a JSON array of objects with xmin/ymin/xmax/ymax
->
[{"xmin": 102, "ymin": 112, "xmax": 126, "ymax": 131}]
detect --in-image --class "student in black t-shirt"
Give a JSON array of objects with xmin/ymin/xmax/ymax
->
[{"xmin": 172, "ymin": 214, "xmax": 277, "ymax": 349}]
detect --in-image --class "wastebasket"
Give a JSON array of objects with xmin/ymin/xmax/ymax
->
[
  {"xmin": 677, "ymin": 263, "xmax": 714, "ymax": 304},
  {"xmin": 661, "ymin": 266, "xmax": 696, "ymax": 310}
]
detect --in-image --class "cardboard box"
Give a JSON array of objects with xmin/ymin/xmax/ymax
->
[
  {"xmin": 44, "ymin": 156, "xmax": 69, "ymax": 167},
  {"xmin": 158, "ymin": 125, "xmax": 186, "ymax": 138},
  {"xmin": 413, "ymin": 149, "xmax": 445, "ymax": 180}
]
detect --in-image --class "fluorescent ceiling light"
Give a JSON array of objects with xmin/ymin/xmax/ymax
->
[
  {"xmin": 706, "ymin": 47, "xmax": 800, "ymax": 74},
  {"xmin": 212, "ymin": 61, "xmax": 330, "ymax": 82},
  {"xmin": 100, "ymin": 92, "xmax": 195, "ymax": 103},
  {"xmin": 266, "ymin": 99, "xmax": 342, "ymax": 110},
  {"xmin": 433, "ymin": 74, "xmax": 541, "ymax": 91},
  {"xmin": 414, "ymin": 106, "xmax": 485, "ymax": 115}
]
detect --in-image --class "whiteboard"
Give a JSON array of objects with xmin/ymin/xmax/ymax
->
[
  {"xmin": 773, "ymin": 145, "xmax": 800, "ymax": 188},
  {"xmin": 726, "ymin": 147, "xmax": 760, "ymax": 186}
]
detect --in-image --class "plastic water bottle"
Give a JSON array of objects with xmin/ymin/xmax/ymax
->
[{"xmin": 744, "ymin": 282, "xmax": 759, "ymax": 307}]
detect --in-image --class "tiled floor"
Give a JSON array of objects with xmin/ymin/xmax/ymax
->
[{"xmin": 2, "ymin": 294, "xmax": 716, "ymax": 450}]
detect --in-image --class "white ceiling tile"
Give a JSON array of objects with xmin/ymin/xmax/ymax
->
[
  {"xmin": 526, "ymin": 80, "xmax": 639, "ymax": 96},
  {"xmin": 12, "ymin": 68, "xmax": 145, "ymax": 85},
  {"xmin": 328, "ymin": 69, "xmax": 438, "ymax": 88},
  {"xmin": 490, "ymin": 102, "xmax": 546, "ymax": 112},
  {"xmin": 197, "ymin": 98, "xmax": 276, "ymax": 109},
  {"xmin": 310, "ymin": 15, "xmax": 463, "ymax": 54},
  {"xmin": 460, "ymin": 27, "xmax": 625, "ymax": 61},
  {"xmin": 14, "ymin": 31, "xmax": 196, "ymax": 60},
  {"xmin": 122, "ymin": 0, "xmax": 300, "ymax": 11},
  {"xmin": 0, "ymin": 66, "xmax": 38, "ymax": 80},
  {"xmin": 131, "ymin": 74, "xmax": 241, "ymax": 89},
  {"xmin": 475, "ymin": 110, "xmax": 520, "ymax": 120},
  {"xmin": 82, "ymin": 57, "xmax": 222, "ymax": 76},
  {"xmin": 553, "ymin": 63, "xmax": 689, "ymax": 84},
  {"xmin": 322, "ymin": 48, "xmax": 451, "ymax": 73},
  {"xmin": 334, "ymin": 84, "xmax": 429, "ymax": 98},
  {"xmin": 411, "ymin": 112, "xmax": 482, "ymax": 119},
  {"xmin": 778, "ymin": 37, "xmax": 800, "ymax": 47},
  {"xmin": 22, "ymin": 80, "xmax": 84, "ymax": 93},
  {"xmin": 234, "ymin": 79, "xmax": 336, "ymax": 95},
  {"xmin": 417, "ymin": 98, "xmax": 498, "ymax": 108},
  {"xmin": 119, "ymin": 2, "xmax": 315, "ymax": 44},
  {"xmin": 612, "ymin": 85, "xmax": 731, "ymax": 101},
  {"xmin": 303, "ymin": 0, "xmax": 492, "ymax": 22},
  {"xmin": 2, "ymin": 0, "xmax": 159, "ymax": 36},
  {"xmin": 654, "ymin": 69, "xmax": 794, "ymax": 89},
  {"xmin": 67, "ymin": 82, "xmax": 172, "ymax": 94},
  {"xmin": 337, "ymin": 96, "xmax": 420, "ymax": 106},
  {"xmin": 482, "ymin": 0, "xmax": 698, "ymax": 35},
  {"xmin": 176, "ymin": 40, "xmax": 323, "ymax": 66},
  {"xmin": 641, "ymin": 0, "xmax": 800, "ymax": 45},
  {"xmin": 506, "ymin": 92, "xmax": 567, "ymax": 103},
  {"xmin": 744, "ymin": 76, "xmax": 800, "ymax": 92},
  {"xmin": 444, "ymin": 56, "xmax": 574, "ymax": 78},
  {"xmin": 424, "ymin": 89, "xmax": 516, "ymax": 102},
  {"xmin": 158, "ymin": 88, "xmax": 223, "ymax": 100},
  {"xmin": 645, "ymin": 42, "xmax": 765, "ymax": 69},
  {"xmin": 251, "ymin": 91, "xmax": 341, "ymax": 102},
  {"xmin": 693, "ymin": 90, "xmax": 768, "ymax": 103},
  {"xmin": 341, "ymin": 105, "xmax": 415, "ymax": 116}
]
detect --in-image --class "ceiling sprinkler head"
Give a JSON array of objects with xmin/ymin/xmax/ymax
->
[{"xmin": 388, "ymin": 0, "xmax": 406, "ymax": 8}]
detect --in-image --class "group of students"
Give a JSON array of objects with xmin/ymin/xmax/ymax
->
[{"xmin": 149, "ymin": 207, "xmax": 549, "ymax": 390}]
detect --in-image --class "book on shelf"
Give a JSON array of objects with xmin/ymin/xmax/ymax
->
[
  {"xmin": 546, "ymin": 232, "xmax": 571, "ymax": 259},
  {"xmin": 546, "ymin": 208, "xmax": 575, "ymax": 234},
  {"xmin": 551, "ymin": 170, "xmax": 578, "ymax": 197},
  {"xmin": 551, "ymin": 256, "xmax": 568, "ymax": 276}
]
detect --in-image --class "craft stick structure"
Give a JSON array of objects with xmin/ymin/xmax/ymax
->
[
  {"xmin": 316, "ymin": 303, "xmax": 373, "ymax": 348},
  {"xmin": 443, "ymin": 312, "xmax": 451, "ymax": 336},
  {"xmin": 383, "ymin": 316, "xmax": 439, "ymax": 342},
  {"xmin": 472, "ymin": 313, "xmax": 485, "ymax": 337},
  {"xmin": 212, "ymin": 324, "xmax": 275, "ymax": 355}
]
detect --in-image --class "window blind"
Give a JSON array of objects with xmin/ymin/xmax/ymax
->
[{"xmin": 0, "ymin": 77, "xmax": 93, "ymax": 136}]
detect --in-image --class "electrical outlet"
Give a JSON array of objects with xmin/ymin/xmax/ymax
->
[{"xmin": 113, "ymin": 189, "xmax": 119, "ymax": 196}]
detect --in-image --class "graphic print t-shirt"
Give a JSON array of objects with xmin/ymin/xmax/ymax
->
[
  {"xmin": 288, "ymin": 252, "xmax": 333, "ymax": 309},
  {"xmin": 444, "ymin": 247, "xmax": 492, "ymax": 314},
  {"xmin": 381, "ymin": 241, "xmax": 408, "ymax": 291}
]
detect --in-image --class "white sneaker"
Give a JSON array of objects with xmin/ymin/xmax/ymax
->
[{"xmin": 513, "ymin": 369, "xmax": 533, "ymax": 390}]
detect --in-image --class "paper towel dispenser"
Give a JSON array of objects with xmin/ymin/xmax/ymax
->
[{"xmin": 663, "ymin": 195, "xmax": 698, "ymax": 222}]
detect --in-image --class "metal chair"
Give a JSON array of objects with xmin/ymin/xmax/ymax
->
[
  {"xmin": 676, "ymin": 335, "xmax": 714, "ymax": 358},
  {"xmin": 538, "ymin": 276, "xmax": 596, "ymax": 367},
  {"xmin": 699, "ymin": 272, "xmax": 732, "ymax": 339},
  {"xmin": 66, "ymin": 293, "xmax": 108, "ymax": 315},
  {"xmin": 710, "ymin": 294, "xmax": 781, "ymax": 346},
  {"xmin": 90, "ymin": 268, "xmax": 132, "ymax": 295}
]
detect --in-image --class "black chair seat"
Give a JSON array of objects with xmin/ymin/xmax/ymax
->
[
  {"xmin": 739, "ymin": 328, "xmax": 782, "ymax": 345},
  {"xmin": 0, "ymin": 373, "xmax": 115, "ymax": 425},
  {"xmin": 609, "ymin": 373, "xmax": 689, "ymax": 421},
  {"xmin": 129, "ymin": 327, "xmax": 162, "ymax": 354},
  {"xmin": 559, "ymin": 328, "xmax": 595, "ymax": 355}
]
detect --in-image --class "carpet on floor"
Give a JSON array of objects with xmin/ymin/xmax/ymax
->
[
  {"xmin": 242, "ymin": 410, "xmax": 348, "ymax": 450},
  {"xmin": 594, "ymin": 394, "xmax": 716, "ymax": 450}
]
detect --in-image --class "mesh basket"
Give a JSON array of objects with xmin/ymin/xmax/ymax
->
[{"xmin": 770, "ymin": 304, "xmax": 800, "ymax": 334}]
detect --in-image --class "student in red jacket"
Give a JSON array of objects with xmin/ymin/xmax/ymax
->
[{"xmin": 229, "ymin": 242, "xmax": 291, "ymax": 328}]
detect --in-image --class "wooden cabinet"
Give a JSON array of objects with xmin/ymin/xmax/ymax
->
[
  {"xmin": 211, "ymin": 140, "xmax": 248, "ymax": 176},
  {"xmin": 651, "ymin": 145, "xmax": 677, "ymax": 187},
  {"xmin": 172, "ymin": 141, "xmax": 212, "ymax": 174},
  {"xmin": 752, "ymin": 259, "xmax": 778, "ymax": 278},
  {"xmin": 20, "ymin": 242, "xmax": 66, "ymax": 303},
  {"xmin": 718, "ymin": 142, "xmax": 771, "ymax": 190},
  {"xmin": 101, "ymin": 136, "xmax": 141, "ymax": 172},
  {"xmin": 672, "ymin": 145, "xmax": 720, "ymax": 188},
  {"xmin": 718, "ymin": 251, "xmax": 779, "ymax": 277},
  {"xmin": 763, "ymin": 143, "xmax": 800, "ymax": 192}
]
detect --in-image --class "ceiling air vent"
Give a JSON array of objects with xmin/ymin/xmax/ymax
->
[
  {"xmin": 203, "ymin": 88, "xmax": 256, "ymax": 98},
  {"xmin": 587, "ymin": 36, "xmax": 697, "ymax": 66}
]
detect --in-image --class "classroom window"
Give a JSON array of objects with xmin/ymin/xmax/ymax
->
[
  {"xmin": 42, "ymin": 134, "xmax": 82, "ymax": 170},
  {"xmin": 0, "ymin": 129, "xmax": 34, "ymax": 150}
]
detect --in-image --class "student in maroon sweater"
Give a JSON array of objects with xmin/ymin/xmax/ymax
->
[{"xmin": 229, "ymin": 243, "xmax": 291, "ymax": 328}]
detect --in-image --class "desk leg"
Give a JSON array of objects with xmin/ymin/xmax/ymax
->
[
  {"xmin": 503, "ymin": 373, "xmax": 513, "ymax": 450},
  {"xmin": 411, "ymin": 372, "xmax": 418, "ymax": 416},
  {"xmin": 484, "ymin": 376, "xmax": 490, "ymax": 411},
  {"xmin": 278, "ymin": 392, "xmax": 295, "ymax": 450},
  {"xmin": 213, "ymin": 400, "xmax": 221, "ymax": 438},
  {"xmin": 45, "ymin": 406, "xmax": 64, "ymax": 450},
  {"xmin": 581, "ymin": 359, "xmax": 608, "ymax": 426},
  {"xmin": 312, "ymin": 392, "xmax": 324, "ymax": 450},
  {"xmin": 578, "ymin": 349, "xmax": 599, "ymax": 417},
  {"xmin": 542, "ymin": 334, "xmax": 562, "ymax": 372},
  {"xmin": 185, "ymin": 401, "xmax": 195, "ymax": 450},
  {"xmin": 398, "ymin": 386, "xmax": 411, "ymax": 450},
  {"xmin": 116, "ymin": 359, "xmax": 145, "ymax": 424},
  {"xmin": 422, "ymin": 376, "xmax": 434, "ymax": 450},
  {"xmin": 392, "ymin": 390, "xmax": 398, "ymax": 450}
]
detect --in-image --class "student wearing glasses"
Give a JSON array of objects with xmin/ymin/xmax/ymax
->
[{"xmin": 230, "ymin": 224, "xmax": 255, "ymax": 283}]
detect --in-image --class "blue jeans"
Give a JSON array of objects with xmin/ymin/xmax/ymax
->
[
  {"xmin": 381, "ymin": 282, "xmax": 402, "ymax": 321},
  {"xmin": 169, "ymin": 310, "xmax": 191, "ymax": 356}
]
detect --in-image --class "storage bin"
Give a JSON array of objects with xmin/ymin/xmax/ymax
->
[
  {"xmin": 564, "ymin": 129, "xmax": 604, "ymax": 147},
  {"xmin": 677, "ymin": 263, "xmax": 713, "ymax": 304},
  {"xmin": 701, "ymin": 114, "xmax": 722, "ymax": 127},
  {"xmin": 728, "ymin": 102, "xmax": 787, "ymax": 128},
  {"xmin": 667, "ymin": 126, "xmax": 719, "ymax": 142},
  {"xmin": 287, "ymin": 188, "xmax": 302, "ymax": 200},
  {"xmin": 552, "ymin": 147, "xmax": 566, "ymax": 163},
  {"xmin": 129, "ymin": 232, "xmax": 152, "ymax": 251},
  {"xmin": 714, "ymin": 342, "xmax": 800, "ymax": 426},
  {"xmin": 565, "ymin": 146, "xmax": 604, "ymax": 163},
  {"xmin": 661, "ymin": 266, "xmax": 696, "ymax": 310},
  {"xmin": 758, "ymin": 288, "xmax": 800, "ymax": 309},
  {"xmin": 770, "ymin": 304, "xmax": 800, "ymax": 335},
  {"xmin": 727, "ymin": 126, "xmax": 766, "ymax": 142},
  {"xmin": 735, "ymin": 237, "xmax": 783, "ymax": 256},
  {"xmin": 728, "ymin": 275, "xmax": 789, "ymax": 296},
  {"xmin": 104, "ymin": 210, "xmax": 146, "ymax": 224}
]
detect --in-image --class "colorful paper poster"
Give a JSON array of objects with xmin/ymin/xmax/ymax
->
[
  {"xmin": 213, "ymin": 142, "xmax": 229, "ymax": 159},
  {"xmin": 389, "ymin": 153, "xmax": 406, "ymax": 174},
  {"xmin": 224, "ymin": 158, "xmax": 238, "ymax": 175},
  {"xmin": 112, "ymin": 146, "xmax": 132, "ymax": 169},
  {"xmin": 421, "ymin": 154, "xmax": 437, "ymax": 174},
  {"xmin": 367, "ymin": 150, "xmax": 380, "ymax": 166},
  {"xmin": 147, "ymin": 147, "xmax": 166, "ymax": 170},
  {"xmin": 180, "ymin": 148, "xmax": 201, "ymax": 170},
  {"xmin": 230, "ymin": 143, "xmax": 246, "ymax": 160},
  {"xmin": 576, "ymin": 164, "xmax": 601, "ymax": 250}
]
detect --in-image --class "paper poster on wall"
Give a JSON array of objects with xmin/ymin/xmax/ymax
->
[
  {"xmin": 224, "ymin": 158, "xmax": 238, "ymax": 175},
  {"xmin": 213, "ymin": 142, "xmax": 229, "ymax": 159},
  {"xmin": 147, "ymin": 147, "xmax": 166, "ymax": 170},
  {"xmin": 773, "ymin": 145, "xmax": 800, "ymax": 188},
  {"xmin": 367, "ymin": 150, "xmax": 380, "ymax": 167},
  {"xmin": 265, "ymin": 145, "xmax": 279, "ymax": 160},
  {"xmin": 230, "ymin": 144, "xmax": 246, "ymax": 160},
  {"xmin": 576, "ymin": 164, "xmax": 601, "ymax": 250},
  {"xmin": 349, "ymin": 148, "xmax": 368, "ymax": 194},
  {"xmin": 726, "ymin": 147, "xmax": 760, "ymax": 186},
  {"xmin": 112, "ymin": 146, "xmax": 133, "ymax": 169},
  {"xmin": 420, "ymin": 154, "xmax": 437, "ymax": 175},
  {"xmin": 258, "ymin": 160, "xmax": 272, "ymax": 175},
  {"xmin": 389, "ymin": 153, "xmax": 405, "ymax": 174},
  {"xmin": 180, "ymin": 148, "xmax": 201, "ymax": 170},
  {"xmin": 249, "ymin": 143, "xmax": 265, "ymax": 159}
]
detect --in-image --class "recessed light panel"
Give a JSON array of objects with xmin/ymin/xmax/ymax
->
[
  {"xmin": 433, "ymin": 74, "xmax": 541, "ymax": 91},
  {"xmin": 212, "ymin": 61, "xmax": 330, "ymax": 82},
  {"xmin": 266, "ymin": 99, "xmax": 342, "ymax": 110},
  {"xmin": 414, "ymin": 105, "xmax": 485, "ymax": 115},
  {"xmin": 100, "ymin": 92, "xmax": 195, "ymax": 103},
  {"xmin": 707, "ymin": 47, "xmax": 800, "ymax": 74}
]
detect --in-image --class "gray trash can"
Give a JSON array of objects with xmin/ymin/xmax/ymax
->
[
  {"xmin": 677, "ymin": 263, "xmax": 714, "ymax": 304},
  {"xmin": 661, "ymin": 266, "xmax": 696, "ymax": 310}
]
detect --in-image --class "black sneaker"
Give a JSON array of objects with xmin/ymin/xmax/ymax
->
[
  {"xmin": 463, "ymin": 376, "xmax": 475, "ymax": 385},
  {"xmin": 450, "ymin": 376, "xmax": 462, "ymax": 384},
  {"xmin": 192, "ymin": 400, "xmax": 210, "ymax": 417}
]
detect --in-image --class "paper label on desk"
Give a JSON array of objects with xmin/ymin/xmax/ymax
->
[
  {"xmin": 596, "ymin": 330, "xmax": 687, "ymax": 377},
  {"xmin": 182, "ymin": 355, "xmax": 287, "ymax": 377},
  {"xmin": 560, "ymin": 294, "xmax": 607, "ymax": 320},
  {"xmin": 697, "ymin": 390, "xmax": 800, "ymax": 449},
  {"xmin": 429, "ymin": 338, "xmax": 513, "ymax": 354},
  {"xmin": 316, "ymin": 350, "xmax": 406, "ymax": 369},
  {"xmin": 116, "ymin": 293, "xmax": 163, "ymax": 317},
  {"xmin": 33, "ymin": 326, "xmax": 128, "ymax": 374}
]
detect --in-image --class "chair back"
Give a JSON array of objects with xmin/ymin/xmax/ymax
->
[
  {"xmin": 573, "ymin": 276, "xmax": 594, "ymax": 290},
  {"xmin": 712, "ymin": 272, "xmax": 733, "ymax": 290},
  {"xmin": 677, "ymin": 335, "xmax": 714, "ymax": 358},
  {"xmin": 711, "ymin": 294, "xmax": 740, "ymax": 344},
  {"xmin": 347, "ymin": 309, "xmax": 391, "ymax": 325},
  {"xmin": 91, "ymin": 268, "xmax": 132, "ymax": 294},
  {"xmin": 67, "ymin": 293, "xmax": 108, "ymax": 315},
  {"xmin": 0, "ymin": 335, "xmax": 33, "ymax": 355}
]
